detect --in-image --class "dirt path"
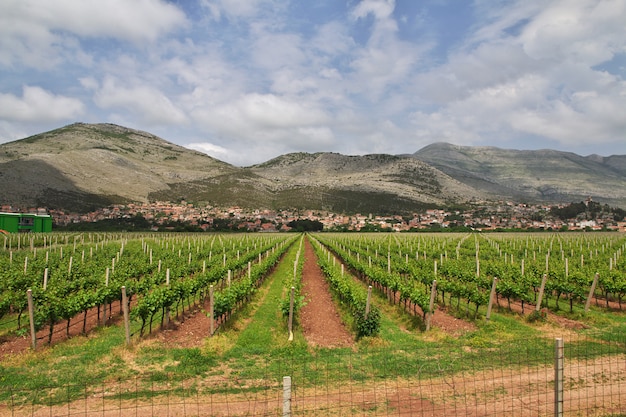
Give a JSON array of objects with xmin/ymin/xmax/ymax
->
[{"xmin": 299, "ymin": 237, "xmax": 354, "ymax": 348}]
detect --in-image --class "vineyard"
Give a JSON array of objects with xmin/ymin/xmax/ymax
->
[{"xmin": 0, "ymin": 231, "xmax": 625, "ymax": 416}]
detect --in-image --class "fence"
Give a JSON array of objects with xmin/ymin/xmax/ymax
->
[{"xmin": 2, "ymin": 335, "xmax": 625, "ymax": 416}]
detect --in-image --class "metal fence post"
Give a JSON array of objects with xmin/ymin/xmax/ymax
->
[{"xmin": 555, "ymin": 338, "xmax": 564, "ymax": 417}]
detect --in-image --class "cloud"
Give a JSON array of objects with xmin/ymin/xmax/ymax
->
[
  {"xmin": 185, "ymin": 141, "xmax": 231, "ymax": 160},
  {"xmin": 93, "ymin": 77, "xmax": 187, "ymax": 125},
  {"xmin": 347, "ymin": 0, "xmax": 428, "ymax": 101},
  {"xmin": 519, "ymin": 0, "xmax": 625, "ymax": 64},
  {"xmin": 0, "ymin": 0, "xmax": 186, "ymax": 67},
  {"xmin": 251, "ymin": 31, "xmax": 307, "ymax": 71},
  {"xmin": 351, "ymin": 0, "xmax": 395, "ymax": 21},
  {"xmin": 406, "ymin": 0, "xmax": 626, "ymax": 152},
  {"xmin": 201, "ymin": 0, "xmax": 284, "ymax": 21},
  {"xmin": 0, "ymin": 86, "xmax": 84, "ymax": 122},
  {"xmin": 193, "ymin": 93, "xmax": 330, "ymax": 136}
]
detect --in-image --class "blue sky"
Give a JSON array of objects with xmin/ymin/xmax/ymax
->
[{"xmin": 0, "ymin": 0, "xmax": 624, "ymax": 166}]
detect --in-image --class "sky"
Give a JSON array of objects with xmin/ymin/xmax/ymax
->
[{"xmin": 0, "ymin": 0, "xmax": 625, "ymax": 166}]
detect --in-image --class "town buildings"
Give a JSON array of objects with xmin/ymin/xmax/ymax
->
[{"xmin": 3, "ymin": 200, "xmax": 623, "ymax": 232}]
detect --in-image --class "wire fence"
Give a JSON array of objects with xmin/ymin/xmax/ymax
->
[{"xmin": 2, "ymin": 334, "xmax": 625, "ymax": 416}]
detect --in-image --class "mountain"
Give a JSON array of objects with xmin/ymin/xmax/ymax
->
[
  {"xmin": 0, "ymin": 123, "xmax": 236, "ymax": 211},
  {"xmin": 0, "ymin": 124, "xmax": 624, "ymax": 213},
  {"xmin": 246, "ymin": 152, "xmax": 479, "ymax": 213},
  {"xmin": 149, "ymin": 152, "xmax": 480, "ymax": 214},
  {"xmin": 412, "ymin": 143, "xmax": 626, "ymax": 208}
]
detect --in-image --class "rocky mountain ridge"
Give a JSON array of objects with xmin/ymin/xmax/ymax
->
[
  {"xmin": 412, "ymin": 143, "xmax": 626, "ymax": 208},
  {"xmin": 0, "ymin": 123, "xmax": 624, "ymax": 213}
]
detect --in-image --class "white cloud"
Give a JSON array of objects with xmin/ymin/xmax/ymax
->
[
  {"xmin": 0, "ymin": 0, "xmax": 186, "ymax": 67},
  {"xmin": 406, "ymin": 0, "xmax": 626, "ymax": 153},
  {"xmin": 0, "ymin": 86, "xmax": 84, "ymax": 122},
  {"xmin": 519, "ymin": 0, "xmax": 626, "ymax": 64},
  {"xmin": 311, "ymin": 22, "xmax": 355, "ymax": 57},
  {"xmin": 93, "ymin": 77, "xmax": 187, "ymax": 125},
  {"xmin": 351, "ymin": 0, "xmax": 395, "ymax": 21},
  {"xmin": 194, "ymin": 93, "xmax": 329, "ymax": 134},
  {"xmin": 185, "ymin": 142, "xmax": 231, "ymax": 159},
  {"xmin": 251, "ymin": 30, "xmax": 306, "ymax": 71},
  {"xmin": 347, "ymin": 0, "xmax": 427, "ymax": 101}
]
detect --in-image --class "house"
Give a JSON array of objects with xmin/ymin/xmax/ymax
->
[{"xmin": 0, "ymin": 212, "xmax": 53, "ymax": 233}]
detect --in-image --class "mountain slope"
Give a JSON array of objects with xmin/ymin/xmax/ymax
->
[
  {"xmin": 248, "ymin": 152, "xmax": 482, "ymax": 210},
  {"xmin": 0, "ymin": 124, "xmax": 482, "ymax": 213},
  {"xmin": 1, "ymin": 124, "xmax": 624, "ymax": 213},
  {"xmin": 0, "ymin": 123, "xmax": 236, "ymax": 210},
  {"xmin": 412, "ymin": 143, "xmax": 626, "ymax": 207}
]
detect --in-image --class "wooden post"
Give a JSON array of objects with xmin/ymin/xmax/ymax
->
[
  {"xmin": 536, "ymin": 273, "xmax": 548, "ymax": 311},
  {"xmin": 365, "ymin": 286, "xmax": 372, "ymax": 319},
  {"xmin": 425, "ymin": 280, "xmax": 437, "ymax": 331},
  {"xmin": 476, "ymin": 251, "xmax": 480, "ymax": 278},
  {"xmin": 283, "ymin": 376, "xmax": 292, "ymax": 417},
  {"xmin": 122, "ymin": 286, "xmax": 130, "ymax": 346},
  {"xmin": 486, "ymin": 277, "xmax": 498, "ymax": 321},
  {"xmin": 104, "ymin": 267, "xmax": 110, "ymax": 324},
  {"xmin": 554, "ymin": 338, "xmax": 564, "ymax": 417},
  {"xmin": 165, "ymin": 268, "xmax": 170, "ymax": 327},
  {"xmin": 584, "ymin": 273, "xmax": 599, "ymax": 312},
  {"xmin": 209, "ymin": 285, "xmax": 214, "ymax": 336},
  {"xmin": 288, "ymin": 287, "xmax": 295, "ymax": 341},
  {"xmin": 27, "ymin": 289, "xmax": 36, "ymax": 350},
  {"xmin": 43, "ymin": 268, "xmax": 48, "ymax": 290}
]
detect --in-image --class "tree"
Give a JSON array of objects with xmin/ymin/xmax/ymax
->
[{"xmin": 286, "ymin": 219, "xmax": 323, "ymax": 232}]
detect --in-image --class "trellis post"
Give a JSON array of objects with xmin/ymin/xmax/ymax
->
[
  {"xmin": 554, "ymin": 338, "xmax": 564, "ymax": 417},
  {"xmin": 288, "ymin": 287, "xmax": 295, "ymax": 341},
  {"xmin": 584, "ymin": 273, "xmax": 599, "ymax": 312},
  {"xmin": 122, "ymin": 286, "xmax": 130, "ymax": 346},
  {"xmin": 425, "ymin": 280, "xmax": 437, "ymax": 331},
  {"xmin": 486, "ymin": 277, "xmax": 498, "ymax": 321},
  {"xmin": 27, "ymin": 289, "xmax": 36, "ymax": 350}
]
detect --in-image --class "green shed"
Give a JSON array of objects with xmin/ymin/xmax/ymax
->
[{"xmin": 0, "ymin": 213, "xmax": 52, "ymax": 233}]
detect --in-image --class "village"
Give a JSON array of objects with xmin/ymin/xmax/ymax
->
[{"xmin": 4, "ymin": 197, "xmax": 621, "ymax": 233}]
